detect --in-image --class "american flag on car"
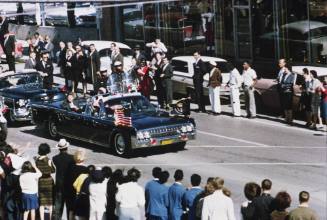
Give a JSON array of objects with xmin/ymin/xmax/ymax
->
[{"xmin": 113, "ymin": 105, "xmax": 132, "ymax": 127}]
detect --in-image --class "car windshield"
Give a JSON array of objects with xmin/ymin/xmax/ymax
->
[
  {"xmin": 104, "ymin": 96, "xmax": 156, "ymax": 115},
  {"xmin": 0, "ymin": 73, "xmax": 40, "ymax": 89}
]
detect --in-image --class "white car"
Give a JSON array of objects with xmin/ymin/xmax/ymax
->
[
  {"xmin": 0, "ymin": 39, "xmax": 29, "ymax": 64},
  {"xmin": 171, "ymin": 56, "xmax": 232, "ymax": 97},
  {"xmin": 81, "ymin": 40, "xmax": 133, "ymax": 74}
]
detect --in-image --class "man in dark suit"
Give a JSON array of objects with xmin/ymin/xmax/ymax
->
[
  {"xmin": 24, "ymin": 51, "xmax": 36, "ymax": 69},
  {"xmin": 161, "ymin": 57, "xmax": 174, "ymax": 108},
  {"xmin": 3, "ymin": 31, "xmax": 16, "ymax": 72},
  {"xmin": 52, "ymin": 139, "xmax": 75, "ymax": 220},
  {"xmin": 111, "ymin": 47, "xmax": 124, "ymax": 69},
  {"xmin": 87, "ymin": 44, "xmax": 101, "ymax": 93},
  {"xmin": 0, "ymin": 16, "xmax": 9, "ymax": 48},
  {"xmin": 35, "ymin": 51, "xmax": 54, "ymax": 89},
  {"xmin": 252, "ymin": 179, "xmax": 275, "ymax": 220},
  {"xmin": 192, "ymin": 51, "xmax": 207, "ymax": 112}
]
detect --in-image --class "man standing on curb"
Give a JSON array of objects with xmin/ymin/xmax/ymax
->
[
  {"xmin": 228, "ymin": 63, "xmax": 242, "ymax": 117},
  {"xmin": 192, "ymin": 51, "xmax": 207, "ymax": 113},
  {"xmin": 242, "ymin": 61, "xmax": 257, "ymax": 118}
]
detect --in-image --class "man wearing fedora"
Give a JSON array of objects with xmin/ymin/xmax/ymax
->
[
  {"xmin": 52, "ymin": 139, "xmax": 74, "ymax": 220},
  {"xmin": 208, "ymin": 60, "xmax": 222, "ymax": 115}
]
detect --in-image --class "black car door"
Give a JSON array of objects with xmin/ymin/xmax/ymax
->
[
  {"xmin": 57, "ymin": 110, "xmax": 84, "ymax": 137},
  {"xmin": 78, "ymin": 102, "xmax": 115, "ymax": 146}
]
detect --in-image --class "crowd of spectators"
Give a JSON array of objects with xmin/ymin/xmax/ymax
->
[{"xmin": 0, "ymin": 138, "xmax": 319, "ymax": 220}]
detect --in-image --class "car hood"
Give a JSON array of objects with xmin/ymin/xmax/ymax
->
[
  {"xmin": 132, "ymin": 112, "xmax": 192, "ymax": 130},
  {"xmin": 0, "ymin": 84, "xmax": 57, "ymax": 100}
]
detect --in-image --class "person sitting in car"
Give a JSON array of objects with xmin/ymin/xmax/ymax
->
[
  {"xmin": 92, "ymin": 87, "xmax": 108, "ymax": 113},
  {"xmin": 61, "ymin": 93, "xmax": 80, "ymax": 112}
]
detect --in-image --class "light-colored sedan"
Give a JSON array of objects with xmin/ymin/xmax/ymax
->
[
  {"xmin": 171, "ymin": 56, "xmax": 232, "ymax": 97},
  {"xmin": 81, "ymin": 40, "xmax": 133, "ymax": 73},
  {"xmin": 254, "ymin": 66, "xmax": 327, "ymax": 113}
]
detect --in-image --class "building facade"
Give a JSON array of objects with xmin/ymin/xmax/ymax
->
[{"xmin": 101, "ymin": 0, "xmax": 327, "ymax": 75}]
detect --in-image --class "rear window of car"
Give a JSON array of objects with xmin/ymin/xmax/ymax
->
[{"xmin": 171, "ymin": 60, "xmax": 188, "ymax": 73}]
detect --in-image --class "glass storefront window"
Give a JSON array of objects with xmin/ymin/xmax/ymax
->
[
  {"xmin": 118, "ymin": 0, "xmax": 326, "ymax": 66},
  {"xmin": 309, "ymin": 0, "xmax": 327, "ymax": 64}
]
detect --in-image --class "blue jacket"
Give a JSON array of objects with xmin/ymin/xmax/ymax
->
[
  {"xmin": 182, "ymin": 187, "xmax": 203, "ymax": 220},
  {"xmin": 145, "ymin": 179, "xmax": 169, "ymax": 219},
  {"xmin": 168, "ymin": 182, "xmax": 186, "ymax": 220}
]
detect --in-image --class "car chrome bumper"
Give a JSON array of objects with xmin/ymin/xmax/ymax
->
[
  {"xmin": 131, "ymin": 132, "xmax": 196, "ymax": 149},
  {"xmin": 12, "ymin": 109, "xmax": 32, "ymax": 121}
]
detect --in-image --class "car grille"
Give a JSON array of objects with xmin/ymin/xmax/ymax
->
[{"xmin": 149, "ymin": 125, "xmax": 182, "ymax": 138}]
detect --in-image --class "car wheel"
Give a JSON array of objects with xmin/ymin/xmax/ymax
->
[
  {"xmin": 113, "ymin": 132, "xmax": 131, "ymax": 156},
  {"xmin": 48, "ymin": 117, "xmax": 59, "ymax": 139},
  {"xmin": 172, "ymin": 142, "xmax": 186, "ymax": 151},
  {"xmin": 254, "ymin": 92, "xmax": 265, "ymax": 114}
]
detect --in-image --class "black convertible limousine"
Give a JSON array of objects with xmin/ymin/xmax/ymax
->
[
  {"xmin": 0, "ymin": 70, "xmax": 65, "ymax": 123},
  {"xmin": 31, "ymin": 93, "xmax": 196, "ymax": 156}
]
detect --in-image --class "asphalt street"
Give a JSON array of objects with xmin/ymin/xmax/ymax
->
[{"xmin": 4, "ymin": 64, "xmax": 327, "ymax": 219}]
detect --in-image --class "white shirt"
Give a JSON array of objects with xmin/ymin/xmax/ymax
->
[
  {"xmin": 19, "ymin": 171, "xmax": 42, "ymax": 194},
  {"xmin": 116, "ymin": 181, "xmax": 145, "ymax": 208},
  {"xmin": 89, "ymin": 181, "xmax": 107, "ymax": 212},
  {"xmin": 242, "ymin": 67, "xmax": 257, "ymax": 87},
  {"xmin": 229, "ymin": 68, "xmax": 242, "ymax": 87},
  {"xmin": 201, "ymin": 190, "xmax": 236, "ymax": 220}
]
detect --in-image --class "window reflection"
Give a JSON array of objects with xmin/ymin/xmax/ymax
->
[{"xmin": 120, "ymin": 0, "xmax": 326, "ymax": 66}]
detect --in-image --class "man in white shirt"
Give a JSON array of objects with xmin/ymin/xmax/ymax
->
[
  {"xmin": 116, "ymin": 168, "xmax": 145, "ymax": 220},
  {"xmin": 146, "ymin": 39, "xmax": 168, "ymax": 57},
  {"xmin": 242, "ymin": 61, "xmax": 257, "ymax": 118},
  {"xmin": 202, "ymin": 177, "xmax": 236, "ymax": 220},
  {"xmin": 228, "ymin": 64, "xmax": 242, "ymax": 117}
]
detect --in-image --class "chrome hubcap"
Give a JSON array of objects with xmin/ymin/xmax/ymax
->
[
  {"xmin": 115, "ymin": 134, "xmax": 125, "ymax": 154},
  {"xmin": 49, "ymin": 121, "xmax": 57, "ymax": 137}
]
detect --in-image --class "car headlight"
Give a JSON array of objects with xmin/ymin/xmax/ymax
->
[
  {"xmin": 144, "ymin": 131, "xmax": 150, "ymax": 139},
  {"xmin": 137, "ymin": 131, "xmax": 144, "ymax": 140},
  {"xmin": 186, "ymin": 124, "xmax": 193, "ymax": 132},
  {"xmin": 181, "ymin": 126, "xmax": 187, "ymax": 133},
  {"xmin": 137, "ymin": 131, "xmax": 151, "ymax": 140},
  {"xmin": 17, "ymin": 99, "xmax": 28, "ymax": 107}
]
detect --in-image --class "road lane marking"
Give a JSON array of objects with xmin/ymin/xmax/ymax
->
[
  {"xmin": 197, "ymin": 130, "xmax": 268, "ymax": 146},
  {"xmin": 93, "ymin": 162, "xmax": 326, "ymax": 166},
  {"xmin": 186, "ymin": 145, "xmax": 327, "ymax": 149}
]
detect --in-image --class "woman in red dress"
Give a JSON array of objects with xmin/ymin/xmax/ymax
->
[{"xmin": 137, "ymin": 59, "xmax": 153, "ymax": 100}]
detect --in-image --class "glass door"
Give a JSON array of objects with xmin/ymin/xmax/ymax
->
[{"xmin": 233, "ymin": 1, "xmax": 253, "ymax": 60}]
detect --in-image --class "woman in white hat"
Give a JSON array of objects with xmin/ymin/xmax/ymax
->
[{"xmin": 207, "ymin": 61, "xmax": 222, "ymax": 115}]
